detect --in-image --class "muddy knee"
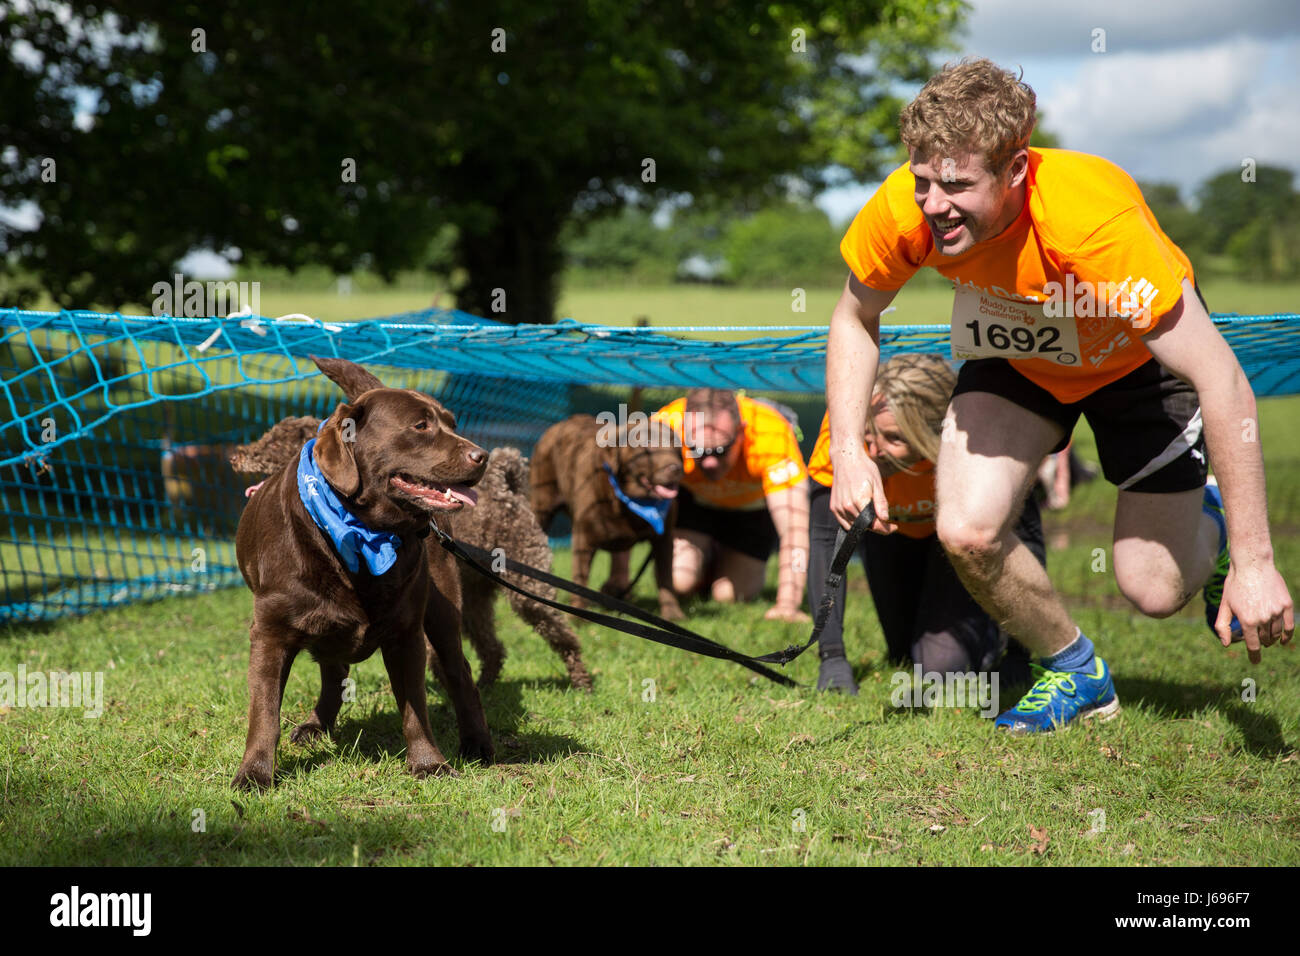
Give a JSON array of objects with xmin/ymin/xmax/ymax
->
[{"xmin": 936, "ymin": 516, "xmax": 1005, "ymax": 580}]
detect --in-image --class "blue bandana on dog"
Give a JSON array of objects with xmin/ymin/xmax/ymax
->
[
  {"xmin": 601, "ymin": 462, "xmax": 672, "ymax": 535},
  {"xmin": 297, "ymin": 438, "xmax": 400, "ymax": 575}
]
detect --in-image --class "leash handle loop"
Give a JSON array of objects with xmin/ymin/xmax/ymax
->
[{"xmin": 752, "ymin": 502, "xmax": 876, "ymax": 665}]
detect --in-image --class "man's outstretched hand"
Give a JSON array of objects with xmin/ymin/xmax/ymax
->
[
  {"xmin": 1219, "ymin": 561, "xmax": 1295, "ymax": 664},
  {"xmin": 765, "ymin": 603, "xmax": 811, "ymax": 623}
]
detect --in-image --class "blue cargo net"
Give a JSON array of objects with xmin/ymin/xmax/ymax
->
[{"xmin": 1, "ymin": 306, "xmax": 1297, "ymax": 622}]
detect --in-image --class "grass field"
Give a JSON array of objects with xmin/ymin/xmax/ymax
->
[
  {"xmin": 256, "ymin": 275, "xmax": 1298, "ymax": 328},
  {"xmin": 2, "ymin": 279, "xmax": 1298, "ymax": 866},
  {"xmin": 42, "ymin": 274, "xmax": 1299, "ymax": 329},
  {"xmin": 2, "ymin": 404, "xmax": 1297, "ymax": 866}
]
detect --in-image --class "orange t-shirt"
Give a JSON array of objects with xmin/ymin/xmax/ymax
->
[
  {"xmin": 840, "ymin": 148, "xmax": 1195, "ymax": 403},
  {"xmin": 807, "ymin": 411, "xmax": 935, "ymax": 539},
  {"xmin": 655, "ymin": 396, "xmax": 807, "ymax": 511}
]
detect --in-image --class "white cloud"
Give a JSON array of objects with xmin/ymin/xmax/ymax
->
[
  {"xmin": 1047, "ymin": 39, "xmax": 1258, "ymax": 140},
  {"xmin": 1191, "ymin": 71, "xmax": 1300, "ymax": 198},
  {"xmin": 1042, "ymin": 37, "xmax": 1300, "ymax": 195}
]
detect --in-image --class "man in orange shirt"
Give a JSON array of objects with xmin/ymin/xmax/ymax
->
[
  {"xmin": 655, "ymin": 389, "xmax": 811, "ymax": 622},
  {"xmin": 828, "ymin": 58, "xmax": 1293, "ymax": 733}
]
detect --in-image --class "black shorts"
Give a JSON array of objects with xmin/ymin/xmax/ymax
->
[
  {"xmin": 952, "ymin": 357, "xmax": 1207, "ymax": 494},
  {"xmin": 675, "ymin": 488, "xmax": 778, "ymax": 562}
]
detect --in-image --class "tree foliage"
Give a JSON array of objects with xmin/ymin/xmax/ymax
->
[
  {"xmin": 1, "ymin": 0, "xmax": 966, "ymax": 320},
  {"xmin": 1139, "ymin": 168, "xmax": 1300, "ymax": 281},
  {"xmin": 722, "ymin": 202, "xmax": 843, "ymax": 286},
  {"xmin": 1138, "ymin": 181, "xmax": 1208, "ymax": 269},
  {"xmin": 1196, "ymin": 165, "xmax": 1300, "ymax": 279}
]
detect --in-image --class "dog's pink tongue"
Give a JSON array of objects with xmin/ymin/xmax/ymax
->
[
  {"xmin": 654, "ymin": 484, "xmax": 679, "ymax": 500},
  {"xmin": 447, "ymin": 485, "xmax": 478, "ymax": 507}
]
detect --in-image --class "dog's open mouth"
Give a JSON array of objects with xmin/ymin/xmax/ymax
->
[{"xmin": 389, "ymin": 474, "xmax": 479, "ymax": 511}]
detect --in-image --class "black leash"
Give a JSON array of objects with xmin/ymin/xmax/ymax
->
[
  {"xmin": 751, "ymin": 503, "xmax": 876, "ymax": 664},
  {"xmin": 430, "ymin": 501, "xmax": 875, "ymax": 685},
  {"xmin": 431, "ymin": 522, "xmax": 798, "ymax": 686}
]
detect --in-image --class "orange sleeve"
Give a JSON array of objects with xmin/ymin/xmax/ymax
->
[
  {"xmin": 652, "ymin": 398, "xmax": 687, "ymax": 439},
  {"xmin": 839, "ymin": 165, "xmax": 925, "ymax": 291},
  {"xmin": 745, "ymin": 404, "xmax": 807, "ymax": 496},
  {"xmin": 1065, "ymin": 206, "xmax": 1191, "ymax": 335},
  {"xmin": 806, "ymin": 411, "xmax": 833, "ymax": 487}
]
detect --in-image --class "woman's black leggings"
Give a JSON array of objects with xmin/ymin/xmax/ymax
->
[{"xmin": 807, "ymin": 482, "xmax": 1045, "ymax": 676}]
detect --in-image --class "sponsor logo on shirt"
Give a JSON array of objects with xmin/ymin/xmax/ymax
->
[
  {"xmin": 890, "ymin": 499, "xmax": 935, "ymax": 522},
  {"xmin": 766, "ymin": 459, "xmax": 801, "ymax": 487},
  {"xmin": 1089, "ymin": 330, "xmax": 1132, "ymax": 367},
  {"xmin": 952, "ymin": 276, "xmax": 1042, "ymax": 305}
]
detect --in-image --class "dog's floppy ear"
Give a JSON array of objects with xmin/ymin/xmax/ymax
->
[
  {"xmin": 311, "ymin": 355, "xmax": 386, "ymax": 402},
  {"xmin": 314, "ymin": 402, "xmax": 361, "ymax": 496}
]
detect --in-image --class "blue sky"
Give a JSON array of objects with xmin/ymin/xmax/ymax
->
[{"xmin": 817, "ymin": 0, "xmax": 1300, "ymax": 225}]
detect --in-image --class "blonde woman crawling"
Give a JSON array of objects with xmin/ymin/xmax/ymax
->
[{"xmin": 807, "ymin": 353, "xmax": 1042, "ymax": 696}]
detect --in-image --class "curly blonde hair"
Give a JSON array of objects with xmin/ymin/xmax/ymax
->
[
  {"xmin": 899, "ymin": 57, "xmax": 1037, "ymax": 174},
  {"xmin": 869, "ymin": 353, "xmax": 957, "ymax": 470}
]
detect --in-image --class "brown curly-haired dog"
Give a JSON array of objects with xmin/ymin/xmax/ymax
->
[
  {"xmin": 231, "ymin": 410, "xmax": 591, "ymax": 692},
  {"xmin": 451, "ymin": 446, "xmax": 591, "ymax": 691},
  {"xmin": 228, "ymin": 417, "xmax": 319, "ymax": 476}
]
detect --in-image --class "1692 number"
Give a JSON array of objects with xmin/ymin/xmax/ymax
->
[{"xmin": 965, "ymin": 320, "xmax": 1061, "ymax": 354}]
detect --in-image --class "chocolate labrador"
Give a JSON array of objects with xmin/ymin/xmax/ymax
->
[
  {"xmin": 231, "ymin": 356, "xmax": 494, "ymax": 790},
  {"xmin": 232, "ymin": 379, "xmax": 593, "ymax": 691},
  {"xmin": 530, "ymin": 414, "xmax": 684, "ymax": 620}
]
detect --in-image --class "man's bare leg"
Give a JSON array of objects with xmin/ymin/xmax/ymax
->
[
  {"xmin": 935, "ymin": 391, "xmax": 1075, "ymax": 658},
  {"xmin": 1113, "ymin": 488, "xmax": 1220, "ymax": 617}
]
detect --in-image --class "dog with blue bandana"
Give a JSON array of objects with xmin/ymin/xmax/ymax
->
[
  {"xmin": 231, "ymin": 356, "xmax": 494, "ymax": 790},
  {"xmin": 530, "ymin": 413, "xmax": 685, "ymax": 620}
]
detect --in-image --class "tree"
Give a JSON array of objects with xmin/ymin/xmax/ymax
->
[
  {"xmin": 561, "ymin": 208, "xmax": 676, "ymax": 282},
  {"xmin": 1196, "ymin": 165, "xmax": 1300, "ymax": 278},
  {"xmin": 723, "ymin": 202, "xmax": 843, "ymax": 286},
  {"xmin": 2, "ymin": 0, "xmax": 966, "ymax": 321},
  {"xmin": 1029, "ymin": 115, "xmax": 1060, "ymax": 149}
]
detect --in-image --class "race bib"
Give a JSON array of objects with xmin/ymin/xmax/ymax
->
[{"xmin": 949, "ymin": 285, "xmax": 1081, "ymax": 367}]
